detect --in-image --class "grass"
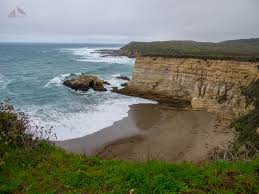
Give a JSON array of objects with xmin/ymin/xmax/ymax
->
[
  {"xmin": 1, "ymin": 91, "xmax": 259, "ymax": 194},
  {"xmin": 119, "ymin": 38, "xmax": 259, "ymax": 62},
  {"xmin": 0, "ymin": 142, "xmax": 258, "ymax": 193}
]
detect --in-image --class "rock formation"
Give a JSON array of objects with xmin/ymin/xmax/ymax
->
[
  {"xmin": 103, "ymin": 81, "xmax": 111, "ymax": 85},
  {"xmin": 116, "ymin": 57, "xmax": 259, "ymax": 118},
  {"xmin": 63, "ymin": 75, "xmax": 107, "ymax": 92},
  {"xmin": 116, "ymin": 75, "xmax": 130, "ymax": 81},
  {"xmin": 120, "ymin": 83, "xmax": 128, "ymax": 87}
]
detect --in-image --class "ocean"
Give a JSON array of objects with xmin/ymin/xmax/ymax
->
[{"xmin": 0, "ymin": 43, "xmax": 154, "ymax": 140}]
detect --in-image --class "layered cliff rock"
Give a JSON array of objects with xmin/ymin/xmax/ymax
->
[{"xmin": 120, "ymin": 57, "xmax": 259, "ymax": 118}]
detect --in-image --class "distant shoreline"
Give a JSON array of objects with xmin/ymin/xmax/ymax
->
[{"xmin": 119, "ymin": 38, "xmax": 259, "ymax": 62}]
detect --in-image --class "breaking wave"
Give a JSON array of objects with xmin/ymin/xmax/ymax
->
[
  {"xmin": 29, "ymin": 97, "xmax": 156, "ymax": 141},
  {"xmin": 0, "ymin": 74, "xmax": 11, "ymax": 90},
  {"xmin": 44, "ymin": 74, "xmax": 70, "ymax": 88},
  {"xmin": 44, "ymin": 73, "xmax": 83, "ymax": 88},
  {"xmin": 1, "ymin": 43, "xmax": 156, "ymax": 141},
  {"xmin": 60, "ymin": 47, "xmax": 135, "ymax": 64}
]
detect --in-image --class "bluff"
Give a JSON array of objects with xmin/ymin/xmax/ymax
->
[
  {"xmin": 119, "ymin": 39, "xmax": 259, "ymax": 62},
  {"xmin": 119, "ymin": 57, "xmax": 259, "ymax": 119}
]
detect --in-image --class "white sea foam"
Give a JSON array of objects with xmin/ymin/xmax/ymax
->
[
  {"xmin": 27, "ymin": 46, "xmax": 151, "ymax": 141},
  {"xmin": 30, "ymin": 97, "xmax": 157, "ymax": 141},
  {"xmin": 106, "ymin": 78, "xmax": 126, "ymax": 89},
  {"xmin": 60, "ymin": 47, "xmax": 135, "ymax": 64},
  {"xmin": 44, "ymin": 73, "xmax": 82, "ymax": 88},
  {"xmin": 111, "ymin": 73, "xmax": 122, "ymax": 77},
  {"xmin": 0, "ymin": 74, "xmax": 11, "ymax": 89},
  {"xmin": 44, "ymin": 73, "xmax": 70, "ymax": 88},
  {"xmin": 44, "ymin": 72, "xmax": 128, "ymax": 90},
  {"xmin": 102, "ymin": 74, "xmax": 131, "ymax": 90},
  {"xmin": 111, "ymin": 74, "xmax": 132, "ymax": 80}
]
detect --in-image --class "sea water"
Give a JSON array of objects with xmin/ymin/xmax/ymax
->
[{"xmin": 0, "ymin": 43, "xmax": 154, "ymax": 140}]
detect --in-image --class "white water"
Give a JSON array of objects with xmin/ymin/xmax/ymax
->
[
  {"xmin": 44, "ymin": 73, "xmax": 71, "ymax": 88},
  {"xmin": 0, "ymin": 44, "xmax": 155, "ymax": 141},
  {"xmin": 60, "ymin": 47, "xmax": 135, "ymax": 64},
  {"xmin": 39, "ymin": 47, "xmax": 154, "ymax": 140},
  {"xmin": 0, "ymin": 74, "xmax": 11, "ymax": 90},
  {"xmin": 30, "ymin": 97, "xmax": 156, "ymax": 140}
]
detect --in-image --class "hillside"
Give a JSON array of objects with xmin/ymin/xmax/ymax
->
[{"xmin": 119, "ymin": 38, "xmax": 259, "ymax": 61}]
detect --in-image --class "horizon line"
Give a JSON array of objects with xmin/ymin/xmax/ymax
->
[
  {"xmin": 0, "ymin": 41, "xmax": 126, "ymax": 45},
  {"xmin": 0, "ymin": 37, "xmax": 258, "ymax": 45}
]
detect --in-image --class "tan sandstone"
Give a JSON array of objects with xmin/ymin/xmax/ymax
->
[{"xmin": 123, "ymin": 57, "xmax": 259, "ymax": 118}]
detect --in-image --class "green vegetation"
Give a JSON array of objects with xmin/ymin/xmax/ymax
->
[
  {"xmin": 0, "ymin": 102, "xmax": 258, "ymax": 193},
  {"xmin": 1, "ymin": 143, "xmax": 259, "ymax": 193},
  {"xmin": 120, "ymin": 38, "xmax": 259, "ymax": 61},
  {"xmin": 231, "ymin": 79, "xmax": 259, "ymax": 157}
]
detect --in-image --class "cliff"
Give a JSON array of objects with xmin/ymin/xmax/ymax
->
[{"xmin": 119, "ymin": 57, "xmax": 259, "ymax": 119}]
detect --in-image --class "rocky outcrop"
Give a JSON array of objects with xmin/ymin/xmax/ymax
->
[
  {"xmin": 118, "ymin": 57, "xmax": 259, "ymax": 118},
  {"xmin": 120, "ymin": 83, "xmax": 128, "ymax": 87},
  {"xmin": 116, "ymin": 75, "xmax": 130, "ymax": 81},
  {"xmin": 103, "ymin": 81, "xmax": 111, "ymax": 85},
  {"xmin": 63, "ymin": 75, "xmax": 107, "ymax": 92}
]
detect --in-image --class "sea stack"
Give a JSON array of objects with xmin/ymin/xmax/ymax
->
[{"xmin": 63, "ymin": 75, "xmax": 107, "ymax": 92}]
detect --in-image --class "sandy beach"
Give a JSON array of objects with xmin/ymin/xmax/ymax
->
[{"xmin": 56, "ymin": 103, "xmax": 234, "ymax": 163}]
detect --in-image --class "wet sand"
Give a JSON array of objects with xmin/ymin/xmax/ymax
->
[{"xmin": 56, "ymin": 104, "xmax": 234, "ymax": 163}]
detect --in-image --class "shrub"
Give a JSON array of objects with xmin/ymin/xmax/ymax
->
[
  {"xmin": 212, "ymin": 80, "xmax": 259, "ymax": 161},
  {"xmin": 0, "ymin": 102, "xmax": 55, "ymax": 148}
]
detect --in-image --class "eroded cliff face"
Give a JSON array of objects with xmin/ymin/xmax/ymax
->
[{"xmin": 125, "ymin": 57, "xmax": 259, "ymax": 118}]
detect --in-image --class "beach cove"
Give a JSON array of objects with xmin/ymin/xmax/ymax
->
[{"xmin": 56, "ymin": 103, "xmax": 234, "ymax": 163}]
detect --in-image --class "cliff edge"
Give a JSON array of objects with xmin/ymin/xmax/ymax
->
[{"xmin": 118, "ymin": 57, "xmax": 259, "ymax": 119}]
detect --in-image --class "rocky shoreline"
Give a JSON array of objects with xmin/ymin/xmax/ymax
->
[
  {"xmin": 63, "ymin": 75, "xmax": 107, "ymax": 92},
  {"xmin": 121, "ymin": 57, "xmax": 259, "ymax": 119},
  {"xmin": 58, "ymin": 52, "xmax": 258, "ymax": 162},
  {"xmin": 63, "ymin": 74, "xmax": 131, "ymax": 92},
  {"xmin": 62, "ymin": 73, "xmax": 191, "ymax": 108},
  {"xmin": 112, "ymin": 87, "xmax": 191, "ymax": 108},
  {"xmin": 62, "ymin": 56, "xmax": 259, "ymax": 116},
  {"xmin": 88, "ymin": 49, "xmax": 259, "ymax": 117}
]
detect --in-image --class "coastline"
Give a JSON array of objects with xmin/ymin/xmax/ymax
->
[{"xmin": 56, "ymin": 103, "xmax": 234, "ymax": 163}]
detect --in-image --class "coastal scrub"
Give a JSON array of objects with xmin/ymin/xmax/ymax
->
[
  {"xmin": 0, "ymin": 103, "xmax": 258, "ymax": 193},
  {"xmin": 1, "ymin": 142, "xmax": 258, "ymax": 193}
]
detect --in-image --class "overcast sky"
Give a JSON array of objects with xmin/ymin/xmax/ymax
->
[{"xmin": 0, "ymin": 0, "xmax": 258, "ymax": 43}]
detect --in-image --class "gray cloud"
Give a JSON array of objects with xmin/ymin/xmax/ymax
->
[{"xmin": 0, "ymin": 0, "xmax": 259, "ymax": 43}]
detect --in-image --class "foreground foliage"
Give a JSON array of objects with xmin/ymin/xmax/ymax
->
[
  {"xmin": 230, "ymin": 79, "xmax": 259, "ymax": 159},
  {"xmin": 0, "ymin": 102, "xmax": 54, "ymax": 149},
  {"xmin": 0, "ymin": 100, "xmax": 258, "ymax": 193},
  {"xmin": 0, "ymin": 143, "xmax": 258, "ymax": 193}
]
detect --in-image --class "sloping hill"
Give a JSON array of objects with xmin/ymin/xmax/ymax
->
[{"xmin": 119, "ymin": 38, "xmax": 259, "ymax": 61}]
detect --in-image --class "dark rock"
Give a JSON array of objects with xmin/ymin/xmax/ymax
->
[
  {"xmin": 103, "ymin": 81, "xmax": 111, "ymax": 85},
  {"xmin": 120, "ymin": 83, "xmax": 128, "ymax": 87},
  {"xmin": 116, "ymin": 76, "xmax": 130, "ymax": 81},
  {"xmin": 94, "ymin": 49, "xmax": 121, "ymax": 57},
  {"xmin": 63, "ymin": 75, "xmax": 107, "ymax": 92},
  {"xmin": 111, "ymin": 87, "xmax": 119, "ymax": 92},
  {"xmin": 112, "ymin": 86, "xmax": 191, "ymax": 108},
  {"xmin": 69, "ymin": 73, "xmax": 77, "ymax": 77},
  {"xmin": 91, "ymin": 79, "xmax": 107, "ymax": 91}
]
